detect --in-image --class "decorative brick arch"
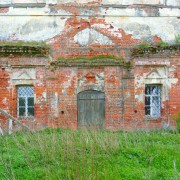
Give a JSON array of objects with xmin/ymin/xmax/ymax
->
[{"xmin": 76, "ymin": 85, "xmax": 104, "ymax": 94}]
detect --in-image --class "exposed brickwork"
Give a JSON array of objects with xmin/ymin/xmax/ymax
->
[
  {"xmin": 0, "ymin": 67, "xmax": 10, "ymax": 130},
  {"xmin": 0, "ymin": 45, "xmax": 179, "ymax": 132},
  {"xmin": 0, "ymin": 8, "xmax": 9, "ymax": 13},
  {"xmin": 133, "ymin": 54, "xmax": 180, "ymax": 129},
  {"xmin": 0, "ymin": 0, "xmax": 179, "ymax": 132}
]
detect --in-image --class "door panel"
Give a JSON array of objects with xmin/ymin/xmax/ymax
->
[{"xmin": 78, "ymin": 90, "xmax": 105, "ymax": 130}]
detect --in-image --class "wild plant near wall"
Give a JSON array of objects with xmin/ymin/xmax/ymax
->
[
  {"xmin": 0, "ymin": 129, "xmax": 180, "ymax": 179},
  {"xmin": 176, "ymin": 113, "xmax": 180, "ymax": 133}
]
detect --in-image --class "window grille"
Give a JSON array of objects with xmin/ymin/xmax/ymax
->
[
  {"xmin": 145, "ymin": 85, "xmax": 161, "ymax": 117},
  {"xmin": 17, "ymin": 86, "xmax": 34, "ymax": 117}
]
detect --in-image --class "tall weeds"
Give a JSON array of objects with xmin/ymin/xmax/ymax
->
[
  {"xmin": 176, "ymin": 113, "xmax": 180, "ymax": 133},
  {"xmin": 0, "ymin": 129, "xmax": 180, "ymax": 179}
]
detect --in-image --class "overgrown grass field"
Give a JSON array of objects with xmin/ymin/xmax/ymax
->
[{"xmin": 0, "ymin": 129, "xmax": 180, "ymax": 179}]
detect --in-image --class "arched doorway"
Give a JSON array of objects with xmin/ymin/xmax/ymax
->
[{"xmin": 78, "ymin": 90, "xmax": 105, "ymax": 130}]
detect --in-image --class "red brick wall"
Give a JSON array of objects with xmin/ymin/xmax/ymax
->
[
  {"xmin": 105, "ymin": 66, "xmax": 123, "ymax": 130},
  {"xmin": 0, "ymin": 55, "xmax": 179, "ymax": 131},
  {"xmin": 0, "ymin": 66, "xmax": 10, "ymax": 130},
  {"xmin": 169, "ymin": 58, "xmax": 180, "ymax": 126},
  {"xmin": 133, "ymin": 57, "xmax": 179, "ymax": 129}
]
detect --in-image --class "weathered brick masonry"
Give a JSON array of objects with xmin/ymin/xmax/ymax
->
[
  {"xmin": 0, "ymin": 45, "xmax": 179, "ymax": 131},
  {"xmin": 0, "ymin": 0, "xmax": 179, "ymax": 131}
]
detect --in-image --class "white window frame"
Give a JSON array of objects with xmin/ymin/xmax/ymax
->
[
  {"xmin": 145, "ymin": 85, "xmax": 161, "ymax": 118},
  {"xmin": 17, "ymin": 86, "xmax": 34, "ymax": 118}
]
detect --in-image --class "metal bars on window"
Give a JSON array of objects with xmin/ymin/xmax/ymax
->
[
  {"xmin": 18, "ymin": 86, "xmax": 34, "ymax": 117},
  {"xmin": 145, "ymin": 85, "xmax": 161, "ymax": 117}
]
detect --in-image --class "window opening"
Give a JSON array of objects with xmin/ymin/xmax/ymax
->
[
  {"xmin": 18, "ymin": 86, "xmax": 34, "ymax": 117},
  {"xmin": 145, "ymin": 85, "xmax": 161, "ymax": 117}
]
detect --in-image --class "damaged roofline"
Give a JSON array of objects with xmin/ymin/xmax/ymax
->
[
  {"xmin": 0, "ymin": 42, "xmax": 179, "ymax": 59},
  {"xmin": 0, "ymin": 3, "xmax": 179, "ymax": 8}
]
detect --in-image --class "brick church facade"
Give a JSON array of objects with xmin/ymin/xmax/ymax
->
[{"xmin": 0, "ymin": 0, "xmax": 179, "ymax": 131}]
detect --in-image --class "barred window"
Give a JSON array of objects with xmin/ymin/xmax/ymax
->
[
  {"xmin": 145, "ymin": 85, "xmax": 161, "ymax": 117},
  {"xmin": 17, "ymin": 86, "xmax": 34, "ymax": 117}
]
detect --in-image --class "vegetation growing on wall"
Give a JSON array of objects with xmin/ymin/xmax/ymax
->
[
  {"xmin": 0, "ymin": 41, "xmax": 49, "ymax": 58},
  {"xmin": 0, "ymin": 41, "xmax": 49, "ymax": 47},
  {"xmin": 57, "ymin": 55, "xmax": 124, "ymax": 62},
  {"xmin": 131, "ymin": 44, "xmax": 180, "ymax": 58},
  {"xmin": 51, "ymin": 55, "xmax": 125, "ymax": 67},
  {"xmin": 175, "ymin": 34, "xmax": 180, "ymax": 45},
  {"xmin": 175, "ymin": 113, "xmax": 180, "ymax": 133},
  {"xmin": 0, "ymin": 41, "xmax": 179, "ymax": 60}
]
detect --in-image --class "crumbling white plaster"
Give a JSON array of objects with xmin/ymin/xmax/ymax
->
[
  {"xmin": 105, "ymin": 17, "xmax": 179, "ymax": 43},
  {"xmin": 2, "ymin": 98, "xmax": 7, "ymax": 105},
  {"xmin": 167, "ymin": 0, "xmax": 180, "ymax": 6},
  {"xmin": 11, "ymin": 68, "xmax": 36, "ymax": 80},
  {"xmin": 0, "ymin": 1, "xmax": 179, "ymax": 43},
  {"xmin": 0, "ymin": 0, "xmax": 179, "ymax": 6},
  {"xmin": 74, "ymin": 28, "xmax": 113, "ymax": 47},
  {"xmin": 62, "ymin": 69, "xmax": 76, "ymax": 88},
  {"xmin": 0, "ymin": 16, "xmax": 67, "ymax": 41},
  {"xmin": 102, "ymin": 0, "xmax": 164, "ymax": 5},
  {"xmin": 0, "ymin": 0, "xmax": 11, "ymax": 5},
  {"xmin": 95, "ymin": 72, "xmax": 104, "ymax": 85}
]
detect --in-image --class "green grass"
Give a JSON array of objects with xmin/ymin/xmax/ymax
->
[{"xmin": 0, "ymin": 129, "xmax": 180, "ymax": 179}]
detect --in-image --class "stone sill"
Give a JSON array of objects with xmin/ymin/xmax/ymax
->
[
  {"xmin": 17, "ymin": 117, "xmax": 35, "ymax": 121},
  {"xmin": 144, "ymin": 115, "xmax": 161, "ymax": 121}
]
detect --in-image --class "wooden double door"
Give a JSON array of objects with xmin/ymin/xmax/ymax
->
[{"xmin": 78, "ymin": 90, "xmax": 105, "ymax": 130}]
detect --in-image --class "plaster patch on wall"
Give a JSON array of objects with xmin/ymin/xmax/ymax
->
[
  {"xmin": 20, "ymin": 17, "xmax": 61, "ymax": 41},
  {"xmin": 78, "ymin": 71, "xmax": 104, "ymax": 87},
  {"xmin": 74, "ymin": 28, "xmax": 113, "ymax": 47},
  {"xmin": 134, "ymin": 73, "xmax": 144, "ymax": 103},
  {"xmin": 135, "ymin": 60, "xmax": 170, "ymax": 66},
  {"xmin": 49, "ymin": 92, "xmax": 59, "ymax": 117},
  {"xmin": 92, "ymin": 23, "xmax": 123, "ymax": 39},
  {"xmin": 62, "ymin": 89, "xmax": 66, "ymax": 95},
  {"xmin": 104, "ymin": 17, "xmax": 179, "ymax": 43},
  {"xmin": 101, "ymin": 7, "xmax": 135, "ymax": 17},
  {"xmin": 0, "ymin": 15, "xmax": 179, "ymax": 43},
  {"xmin": 11, "ymin": 68, "xmax": 36, "ymax": 80},
  {"xmin": 62, "ymin": 70, "xmax": 76, "ymax": 88},
  {"xmin": 125, "ymin": 23, "xmax": 152, "ymax": 42},
  {"xmin": 134, "ymin": 92, "xmax": 144, "ymax": 102},
  {"xmin": 56, "ymin": 0, "xmax": 98, "ymax": 3},
  {"xmin": 42, "ymin": 92, "xmax": 47, "ymax": 100},
  {"xmin": 145, "ymin": 69, "xmax": 166, "ymax": 79},
  {"xmin": 35, "ymin": 92, "xmax": 47, "ymax": 105},
  {"xmin": 159, "ymin": 8, "xmax": 180, "ymax": 17},
  {"xmin": 95, "ymin": 72, "xmax": 104, "ymax": 85},
  {"xmin": 78, "ymin": 77, "xmax": 86, "ymax": 86},
  {"xmin": 169, "ymin": 78, "xmax": 179, "ymax": 86},
  {"xmin": 0, "ymin": 16, "xmax": 66, "ymax": 41},
  {"xmin": 0, "ymin": 0, "xmax": 11, "ymax": 5},
  {"xmin": 102, "ymin": 0, "xmax": 164, "ymax": 5},
  {"xmin": 2, "ymin": 98, "xmax": 7, "ymax": 105},
  {"xmin": 167, "ymin": 0, "xmax": 180, "ymax": 6}
]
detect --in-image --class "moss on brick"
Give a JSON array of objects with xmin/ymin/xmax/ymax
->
[
  {"xmin": 52, "ymin": 55, "xmax": 125, "ymax": 67},
  {"xmin": 0, "ymin": 41, "xmax": 49, "ymax": 48},
  {"xmin": 0, "ymin": 41, "xmax": 49, "ymax": 58},
  {"xmin": 57, "ymin": 55, "xmax": 124, "ymax": 62},
  {"xmin": 131, "ymin": 44, "xmax": 180, "ymax": 58}
]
